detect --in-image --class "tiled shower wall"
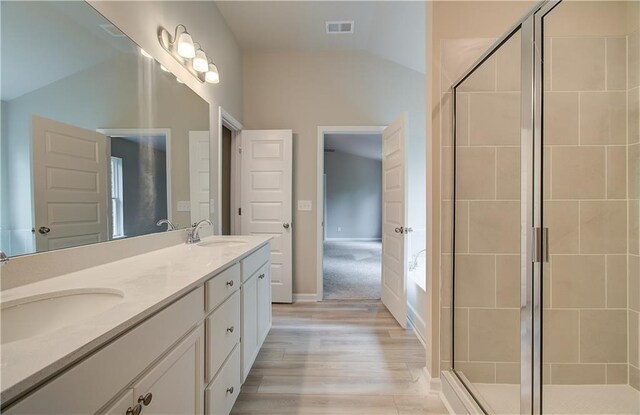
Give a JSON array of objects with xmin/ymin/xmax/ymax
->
[
  {"xmin": 628, "ymin": 26, "xmax": 640, "ymax": 391},
  {"xmin": 441, "ymin": 11, "xmax": 639, "ymax": 387}
]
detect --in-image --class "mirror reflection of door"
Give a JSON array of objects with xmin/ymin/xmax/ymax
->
[
  {"xmin": 32, "ymin": 116, "xmax": 110, "ymax": 252},
  {"xmin": 221, "ymin": 126, "xmax": 233, "ymax": 235}
]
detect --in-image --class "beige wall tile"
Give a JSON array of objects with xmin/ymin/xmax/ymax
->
[
  {"xmin": 544, "ymin": 146, "xmax": 551, "ymax": 200},
  {"xmin": 607, "ymin": 255, "xmax": 627, "ymax": 309},
  {"xmin": 440, "ymin": 306, "xmax": 451, "ymax": 358},
  {"xmin": 496, "ymin": 31, "xmax": 520, "ymax": 92},
  {"xmin": 441, "ymin": 257, "xmax": 452, "ymax": 308},
  {"xmin": 441, "ymin": 146, "xmax": 453, "ymax": 201},
  {"xmin": 454, "ymin": 254, "xmax": 495, "ymax": 307},
  {"xmin": 543, "ymin": 364, "xmax": 551, "ymax": 385},
  {"xmin": 442, "ymin": 93, "xmax": 470, "ymax": 148},
  {"xmin": 454, "ymin": 362, "xmax": 495, "ymax": 383},
  {"xmin": 544, "ymin": 92, "xmax": 579, "ymax": 145},
  {"xmin": 552, "ymin": 37, "xmax": 605, "ymax": 91},
  {"xmin": 454, "ymin": 307, "xmax": 469, "ymax": 362},
  {"xmin": 629, "ymin": 311, "xmax": 639, "ymax": 368},
  {"xmin": 544, "ymin": 263, "xmax": 551, "ymax": 308},
  {"xmin": 495, "ymin": 363, "xmax": 520, "ymax": 384},
  {"xmin": 442, "ymin": 201, "xmax": 469, "ymax": 255},
  {"xmin": 468, "ymin": 201, "xmax": 520, "ymax": 254},
  {"xmin": 469, "ymin": 93, "xmax": 520, "ymax": 146},
  {"xmin": 630, "ymin": 200, "xmax": 639, "ymax": 256},
  {"xmin": 580, "ymin": 310, "xmax": 627, "ymax": 363},
  {"xmin": 552, "ymin": 146, "xmax": 606, "ymax": 200},
  {"xmin": 580, "ymin": 201, "xmax": 627, "ymax": 254},
  {"xmin": 543, "ymin": 310, "xmax": 580, "ymax": 363},
  {"xmin": 551, "ymin": 364, "xmax": 606, "ymax": 385},
  {"xmin": 630, "ymin": 255, "xmax": 639, "ymax": 312},
  {"xmin": 606, "ymin": 364, "xmax": 628, "ymax": 384},
  {"xmin": 496, "ymin": 255, "xmax": 519, "ymax": 308},
  {"xmin": 496, "ymin": 147, "xmax": 520, "ymax": 200},
  {"xmin": 630, "ymin": 365, "xmax": 640, "ymax": 391},
  {"xmin": 629, "ymin": 89, "xmax": 639, "ymax": 146},
  {"xmin": 580, "ymin": 92, "xmax": 626, "ymax": 145},
  {"xmin": 469, "ymin": 309, "xmax": 520, "ymax": 362},
  {"xmin": 606, "ymin": 146, "xmax": 627, "ymax": 199},
  {"xmin": 544, "ymin": 38, "xmax": 551, "ymax": 92},
  {"xmin": 456, "ymin": 55, "xmax": 496, "ymax": 93},
  {"xmin": 629, "ymin": 144, "xmax": 639, "ymax": 200},
  {"xmin": 606, "ymin": 37, "xmax": 626, "ymax": 91},
  {"xmin": 546, "ymin": 201, "xmax": 580, "ymax": 254},
  {"xmin": 456, "ymin": 147, "xmax": 496, "ymax": 200},
  {"xmin": 551, "ymin": 255, "xmax": 606, "ymax": 308},
  {"xmin": 629, "ymin": 31, "xmax": 639, "ymax": 89}
]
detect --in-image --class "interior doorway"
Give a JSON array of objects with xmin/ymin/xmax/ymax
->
[{"xmin": 317, "ymin": 127, "xmax": 385, "ymax": 300}]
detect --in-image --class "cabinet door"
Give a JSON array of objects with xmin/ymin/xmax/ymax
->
[
  {"xmin": 101, "ymin": 390, "xmax": 134, "ymax": 415},
  {"xmin": 256, "ymin": 263, "xmax": 272, "ymax": 346},
  {"xmin": 132, "ymin": 325, "xmax": 205, "ymax": 415},
  {"xmin": 241, "ymin": 274, "xmax": 258, "ymax": 382}
]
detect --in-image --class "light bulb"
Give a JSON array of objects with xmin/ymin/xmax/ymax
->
[
  {"xmin": 193, "ymin": 49, "xmax": 208, "ymax": 73},
  {"xmin": 176, "ymin": 31, "xmax": 195, "ymax": 58},
  {"xmin": 140, "ymin": 49, "xmax": 153, "ymax": 59},
  {"xmin": 205, "ymin": 63, "xmax": 220, "ymax": 84}
]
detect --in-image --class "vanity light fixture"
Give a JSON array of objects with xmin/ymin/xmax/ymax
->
[{"xmin": 158, "ymin": 24, "xmax": 220, "ymax": 85}]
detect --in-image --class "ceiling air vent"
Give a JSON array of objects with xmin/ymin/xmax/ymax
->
[{"xmin": 326, "ymin": 21, "xmax": 354, "ymax": 34}]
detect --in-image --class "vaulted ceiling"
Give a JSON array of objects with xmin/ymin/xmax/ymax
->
[{"xmin": 215, "ymin": 1, "xmax": 426, "ymax": 74}]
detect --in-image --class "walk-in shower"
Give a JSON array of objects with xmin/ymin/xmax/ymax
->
[{"xmin": 447, "ymin": 1, "xmax": 639, "ymax": 413}]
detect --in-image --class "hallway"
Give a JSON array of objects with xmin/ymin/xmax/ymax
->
[{"xmin": 230, "ymin": 300, "xmax": 446, "ymax": 415}]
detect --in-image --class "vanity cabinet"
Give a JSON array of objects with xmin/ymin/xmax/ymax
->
[{"xmin": 3, "ymin": 242, "xmax": 271, "ymax": 415}]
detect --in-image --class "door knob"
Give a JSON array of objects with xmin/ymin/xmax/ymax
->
[
  {"xmin": 227, "ymin": 386, "xmax": 235, "ymax": 394},
  {"xmin": 394, "ymin": 227, "xmax": 404, "ymax": 234},
  {"xmin": 126, "ymin": 404, "xmax": 142, "ymax": 415},
  {"xmin": 227, "ymin": 326, "xmax": 234, "ymax": 333},
  {"xmin": 138, "ymin": 392, "xmax": 153, "ymax": 406},
  {"xmin": 38, "ymin": 226, "xmax": 50, "ymax": 235},
  {"xmin": 283, "ymin": 223, "xmax": 290, "ymax": 229}
]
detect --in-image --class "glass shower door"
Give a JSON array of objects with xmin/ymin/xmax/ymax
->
[
  {"xmin": 452, "ymin": 27, "xmax": 525, "ymax": 414},
  {"xmin": 539, "ymin": 1, "xmax": 640, "ymax": 414}
]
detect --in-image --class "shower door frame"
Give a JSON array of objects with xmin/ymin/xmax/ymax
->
[{"xmin": 449, "ymin": 1, "xmax": 562, "ymax": 413}]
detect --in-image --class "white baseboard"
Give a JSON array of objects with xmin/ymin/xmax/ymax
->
[
  {"xmin": 292, "ymin": 293, "xmax": 318, "ymax": 302},
  {"xmin": 407, "ymin": 302, "xmax": 428, "ymax": 348},
  {"xmin": 324, "ymin": 237, "xmax": 382, "ymax": 242}
]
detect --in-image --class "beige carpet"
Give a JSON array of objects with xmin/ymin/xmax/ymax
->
[{"xmin": 323, "ymin": 240, "xmax": 381, "ymax": 300}]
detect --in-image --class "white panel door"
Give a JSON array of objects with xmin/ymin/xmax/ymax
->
[
  {"xmin": 32, "ymin": 116, "xmax": 109, "ymax": 252},
  {"xmin": 189, "ymin": 131, "xmax": 210, "ymax": 225},
  {"xmin": 240, "ymin": 130, "xmax": 292, "ymax": 303},
  {"xmin": 381, "ymin": 115, "xmax": 408, "ymax": 328}
]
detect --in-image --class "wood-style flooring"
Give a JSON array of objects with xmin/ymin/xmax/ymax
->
[{"xmin": 230, "ymin": 300, "xmax": 448, "ymax": 415}]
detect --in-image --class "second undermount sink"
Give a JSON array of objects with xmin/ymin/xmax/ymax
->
[
  {"xmin": 0, "ymin": 288, "xmax": 125, "ymax": 345},
  {"xmin": 197, "ymin": 238, "xmax": 249, "ymax": 248}
]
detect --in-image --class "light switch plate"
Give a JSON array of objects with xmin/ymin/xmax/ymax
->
[
  {"xmin": 177, "ymin": 201, "xmax": 191, "ymax": 212},
  {"xmin": 297, "ymin": 200, "xmax": 312, "ymax": 211}
]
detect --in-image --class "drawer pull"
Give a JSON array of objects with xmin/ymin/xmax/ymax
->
[
  {"xmin": 227, "ymin": 326, "xmax": 235, "ymax": 333},
  {"xmin": 227, "ymin": 386, "xmax": 235, "ymax": 394},
  {"xmin": 126, "ymin": 404, "xmax": 142, "ymax": 415},
  {"xmin": 258, "ymin": 273, "xmax": 265, "ymax": 279},
  {"xmin": 226, "ymin": 280, "xmax": 234, "ymax": 287},
  {"xmin": 138, "ymin": 392, "xmax": 153, "ymax": 406}
]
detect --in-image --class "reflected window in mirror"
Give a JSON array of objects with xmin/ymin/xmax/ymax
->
[{"xmin": 110, "ymin": 157, "xmax": 125, "ymax": 239}]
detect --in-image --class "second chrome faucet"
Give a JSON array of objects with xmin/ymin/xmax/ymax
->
[{"xmin": 187, "ymin": 219, "xmax": 213, "ymax": 244}]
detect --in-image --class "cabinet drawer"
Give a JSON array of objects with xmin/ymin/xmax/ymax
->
[
  {"xmin": 241, "ymin": 244, "xmax": 270, "ymax": 283},
  {"xmin": 205, "ymin": 345, "xmax": 241, "ymax": 415},
  {"xmin": 206, "ymin": 291, "xmax": 240, "ymax": 383},
  {"xmin": 206, "ymin": 263, "xmax": 240, "ymax": 313}
]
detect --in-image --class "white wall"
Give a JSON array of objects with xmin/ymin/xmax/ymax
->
[
  {"xmin": 324, "ymin": 150, "xmax": 382, "ymax": 240},
  {"xmin": 244, "ymin": 49, "xmax": 425, "ymax": 295}
]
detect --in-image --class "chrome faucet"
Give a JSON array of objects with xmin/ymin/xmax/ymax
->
[
  {"xmin": 156, "ymin": 219, "xmax": 176, "ymax": 231},
  {"xmin": 0, "ymin": 250, "xmax": 8, "ymax": 265},
  {"xmin": 187, "ymin": 219, "xmax": 213, "ymax": 244}
]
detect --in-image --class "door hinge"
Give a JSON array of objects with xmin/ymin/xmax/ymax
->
[
  {"xmin": 238, "ymin": 208, "xmax": 242, "ymax": 216},
  {"xmin": 532, "ymin": 227, "xmax": 549, "ymax": 263},
  {"xmin": 238, "ymin": 147, "xmax": 242, "ymax": 154}
]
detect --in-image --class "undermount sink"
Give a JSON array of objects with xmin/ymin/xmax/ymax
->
[
  {"xmin": 197, "ymin": 239, "xmax": 248, "ymax": 248},
  {"xmin": 1, "ymin": 288, "xmax": 124, "ymax": 344}
]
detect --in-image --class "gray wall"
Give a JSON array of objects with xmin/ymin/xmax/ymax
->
[
  {"xmin": 324, "ymin": 150, "xmax": 382, "ymax": 240},
  {"xmin": 110, "ymin": 137, "xmax": 168, "ymax": 238}
]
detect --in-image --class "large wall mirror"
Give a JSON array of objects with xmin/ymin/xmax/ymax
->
[{"xmin": 0, "ymin": 1, "xmax": 211, "ymax": 257}]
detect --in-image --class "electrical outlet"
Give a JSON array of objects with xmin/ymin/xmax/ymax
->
[
  {"xmin": 297, "ymin": 200, "xmax": 312, "ymax": 211},
  {"xmin": 177, "ymin": 201, "xmax": 191, "ymax": 212}
]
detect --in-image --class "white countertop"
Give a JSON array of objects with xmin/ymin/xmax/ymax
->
[{"xmin": 0, "ymin": 235, "xmax": 270, "ymax": 404}]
